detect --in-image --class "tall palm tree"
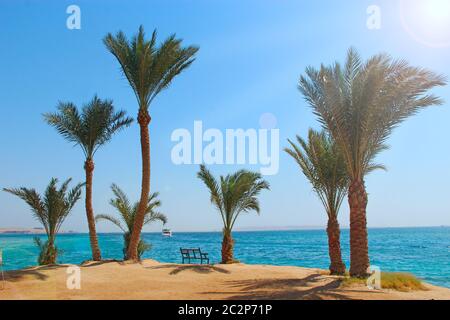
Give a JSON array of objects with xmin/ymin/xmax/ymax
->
[
  {"xmin": 197, "ymin": 165, "xmax": 270, "ymax": 264},
  {"xmin": 4, "ymin": 178, "xmax": 83, "ymax": 265},
  {"xmin": 285, "ymin": 129, "xmax": 349, "ymax": 275},
  {"xmin": 96, "ymin": 184, "xmax": 167, "ymax": 260},
  {"xmin": 104, "ymin": 26, "xmax": 198, "ymax": 260},
  {"xmin": 43, "ymin": 96, "xmax": 133, "ymax": 261},
  {"xmin": 298, "ymin": 48, "xmax": 446, "ymax": 277}
]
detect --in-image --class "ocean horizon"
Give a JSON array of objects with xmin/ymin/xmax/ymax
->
[
  {"xmin": 1, "ymin": 226, "xmax": 449, "ymax": 289},
  {"xmin": 3, "ymin": 224, "xmax": 447, "ymax": 234}
]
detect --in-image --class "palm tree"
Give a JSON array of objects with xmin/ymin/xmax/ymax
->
[
  {"xmin": 96, "ymin": 184, "xmax": 167, "ymax": 260},
  {"xmin": 104, "ymin": 26, "xmax": 198, "ymax": 260},
  {"xmin": 43, "ymin": 96, "xmax": 133, "ymax": 261},
  {"xmin": 197, "ymin": 165, "xmax": 270, "ymax": 264},
  {"xmin": 4, "ymin": 178, "xmax": 83, "ymax": 265},
  {"xmin": 285, "ymin": 129, "xmax": 349, "ymax": 275},
  {"xmin": 298, "ymin": 48, "xmax": 446, "ymax": 277}
]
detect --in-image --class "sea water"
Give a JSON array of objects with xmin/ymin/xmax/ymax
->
[{"xmin": 0, "ymin": 227, "xmax": 448, "ymax": 288}]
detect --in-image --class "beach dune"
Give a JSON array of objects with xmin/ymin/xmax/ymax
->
[{"xmin": 0, "ymin": 260, "xmax": 449, "ymax": 300}]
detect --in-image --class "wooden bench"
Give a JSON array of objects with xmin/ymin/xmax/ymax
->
[{"xmin": 180, "ymin": 248, "xmax": 210, "ymax": 264}]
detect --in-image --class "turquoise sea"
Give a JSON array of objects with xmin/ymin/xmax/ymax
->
[{"xmin": 0, "ymin": 227, "xmax": 449, "ymax": 288}]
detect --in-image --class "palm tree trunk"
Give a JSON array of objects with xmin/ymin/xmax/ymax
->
[
  {"xmin": 326, "ymin": 215, "xmax": 346, "ymax": 275},
  {"xmin": 84, "ymin": 159, "xmax": 102, "ymax": 261},
  {"xmin": 221, "ymin": 230, "xmax": 234, "ymax": 264},
  {"xmin": 47, "ymin": 237, "xmax": 57, "ymax": 265},
  {"xmin": 127, "ymin": 109, "xmax": 151, "ymax": 261},
  {"xmin": 348, "ymin": 179, "xmax": 370, "ymax": 277}
]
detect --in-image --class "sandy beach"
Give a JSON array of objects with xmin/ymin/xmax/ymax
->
[{"xmin": 0, "ymin": 259, "xmax": 449, "ymax": 300}]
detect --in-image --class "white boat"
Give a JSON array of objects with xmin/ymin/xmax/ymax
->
[{"xmin": 162, "ymin": 229, "xmax": 172, "ymax": 237}]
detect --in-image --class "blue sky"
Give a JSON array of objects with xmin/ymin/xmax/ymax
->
[{"xmin": 0, "ymin": 0, "xmax": 449, "ymax": 232}]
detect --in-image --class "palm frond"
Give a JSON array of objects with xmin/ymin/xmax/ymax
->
[
  {"xmin": 109, "ymin": 183, "xmax": 133, "ymax": 227},
  {"xmin": 298, "ymin": 48, "xmax": 447, "ymax": 181},
  {"xmin": 44, "ymin": 96, "xmax": 133, "ymax": 159},
  {"xmin": 95, "ymin": 214, "xmax": 126, "ymax": 232},
  {"xmin": 104, "ymin": 26, "xmax": 199, "ymax": 110},
  {"xmin": 97, "ymin": 184, "xmax": 167, "ymax": 234},
  {"xmin": 197, "ymin": 165, "xmax": 225, "ymax": 223},
  {"xmin": 4, "ymin": 178, "xmax": 82, "ymax": 241},
  {"xmin": 143, "ymin": 211, "xmax": 168, "ymax": 226},
  {"xmin": 197, "ymin": 166, "xmax": 270, "ymax": 232},
  {"xmin": 3, "ymin": 187, "xmax": 48, "ymax": 233},
  {"xmin": 285, "ymin": 129, "xmax": 349, "ymax": 218}
]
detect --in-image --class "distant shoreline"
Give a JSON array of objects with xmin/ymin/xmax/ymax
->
[
  {"xmin": 1, "ymin": 225, "xmax": 447, "ymax": 235},
  {"xmin": 0, "ymin": 228, "xmax": 77, "ymax": 235}
]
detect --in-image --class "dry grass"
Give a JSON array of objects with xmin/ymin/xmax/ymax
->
[
  {"xmin": 340, "ymin": 276, "xmax": 366, "ymax": 287},
  {"xmin": 340, "ymin": 272, "xmax": 427, "ymax": 292},
  {"xmin": 381, "ymin": 272, "xmax": 427, "ymax": 291}
]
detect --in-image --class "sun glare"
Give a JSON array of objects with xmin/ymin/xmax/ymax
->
[
  {"xmin": 399, "ymin": 0, "xmax": 450, "ymax": 47},
  {"xmin": 422, "ymin": 0, "xmax": 450, "ymax": 21}
]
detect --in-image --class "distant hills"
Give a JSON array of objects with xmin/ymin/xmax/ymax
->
[
  {"xmin": 0, "ymin": 228, "xmax": 76, "ymax": 234},
  {"xmin": 0, "ymin": 225, "xmax": 447, "ymax": 235}
]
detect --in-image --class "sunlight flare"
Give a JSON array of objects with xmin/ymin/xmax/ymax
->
[{"xmin": 400, "ymin": 0, "xmax": 450, "ymax": 47}]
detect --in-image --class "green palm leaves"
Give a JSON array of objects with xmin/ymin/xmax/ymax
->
[
  {"xmin": 285, "ymin": 129, "xmax": 348, "ymax": 274},
  {"xmin": 104, "ymin": 25, "xmax": 198, "ymax": 260},
  {"xmin": 197, "ymin": 165, "xmax": 270, "ymax": 233},
  {"xmin": 96, "ymin": 184, "xmax": 167, "ymax": 259},
  {"xmin": 97, "ymin": 184, "xmax": 167, "ymax": 233},
  {"xmin": 43, "ymin": 96, "xmax": 132, "ymax": 261},
  {"xmin": 299, "ymin": 48, "xmax": 446, "ymax": 181},
  {"xmin": 43, "ymin": 96, "xmax": 133, "ymax": 159},
  {"xmin": 285, "ymin": 129, "xmax": 348, "ymax": 218},
  {"xmin": 298, "ymin": 47, "xmax": 447, "ymax": 277},
  {"xmin": 197, "ymin": 165, "xmax": 269, "ymax": 263},
  {"xmin": 4, "ymin": 178, "xmax": 83, "ymax": 265},
  {"xmin": 104, "ymin": 26, "xmax": 199, "ymax": 110},
  {"xmin": 4, "ymin": 178, "xmax": 83, "ymax": 238}
]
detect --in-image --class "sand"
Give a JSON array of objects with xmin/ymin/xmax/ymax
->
[{"xmin": 0, "ymin": 259, "xmax": 449, "ymax": 300}]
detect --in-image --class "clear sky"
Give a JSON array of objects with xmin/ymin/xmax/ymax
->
[{"xmin": 0, "ymin": 0, "xmax": 449, "ymax": 232}]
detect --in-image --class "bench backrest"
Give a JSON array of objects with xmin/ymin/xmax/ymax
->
[{"xmin": 180, "ymin": 248, "xmax": 202, "ymax": 258}]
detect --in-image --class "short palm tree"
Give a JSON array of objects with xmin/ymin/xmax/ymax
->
[
  {"xmin": 197, "ymin": 165, "xmax": 270, "ymax": 264},
  {"xmin": 285, "ymin": 129, "xmax": 349, "ymax": 275},
  {"xmin": 95, "ymin": 184, "xmax": 167, "ymax": 260},
  {"xmin": 298, "ymin": 48, "xmax": 446, "ymax": 277},
  {"xmin": 3, "ymin": 178, "xmax": 83, "ymax": 265},
  {"xmin": 43, "ymin": 96, "xmax": 133, "ymax": 261},
  {"xmin": 104, "ymin": 26, "xmax": 198, "ymax": 260}
]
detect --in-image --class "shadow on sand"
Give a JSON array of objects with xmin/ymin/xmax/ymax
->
[
  {"xmin": 146, "ymin": 264, "xmax": 231, "ymax": 275},
  {"xmin": 200, "ymin": 274, "xmax": 365, "ymax": 300},
  {"xmin": 80, "ymin": 259, "xmax": 125, "ymax": 268},
  {"xmin": 4, "ymin": 264, "xmax": 66, "ymax": 282}
]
